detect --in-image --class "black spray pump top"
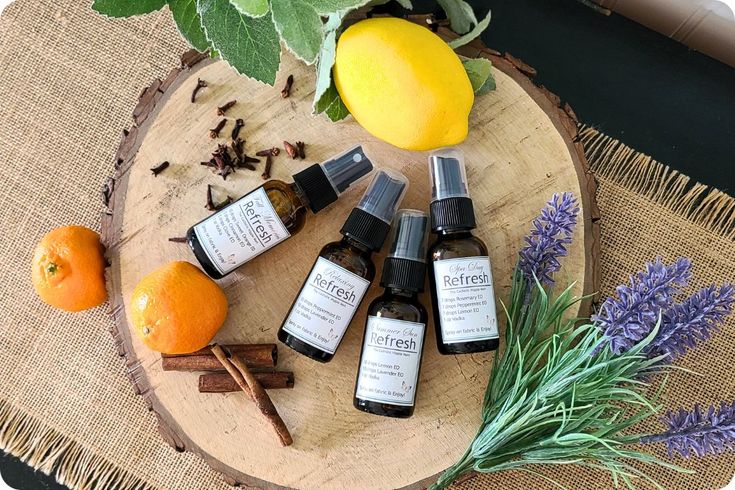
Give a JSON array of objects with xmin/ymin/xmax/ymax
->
[
  {"xmin": 292, "ymin": 145, "xmax": 374, "ymax": 213},
  {"xmin": 381, "ymin": 210, "xmax": 429, "ymax": 293},
  {"xmin": 341, "ymin": 169, "xmax": 409, "ymax": 251},
  {"xmin": 428, "ymin": 147, "xmax": 477, "ymax": 232}
]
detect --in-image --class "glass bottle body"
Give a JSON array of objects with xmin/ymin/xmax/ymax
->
[
  {"xmin": 278, "ymin": 236, "xmax": 376, "ymax": 362},
  {"xmin": 428, "ymin": 229, "xmax": 499, "ymax": 354},
  {"xmin": 187, "ymin": 180, "xmax": 308, "ymax": 279},
  {"xmin": 353, "ymin": 289, "xmax": 428, "ymax": 418}
]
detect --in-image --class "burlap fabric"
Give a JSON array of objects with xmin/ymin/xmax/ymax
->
[{"xmin": 0, "ymin": 1, "xmax": 733, "ymax": 489}]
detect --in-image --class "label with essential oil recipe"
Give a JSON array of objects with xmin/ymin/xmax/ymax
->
[
  {"xmin": 283, "ymin": 257, "xmax": 370, "ymax": 354},
  {"xmin": 193, "ymin": 187, "xmax": 290, "ymax": 275},
  {"xmin": 434, "ymin": 256, "xmax": 498, "ymax": 343},
  {"xmin": 355, "ymin": 316, "xmax": 424, "ymax": 406}
]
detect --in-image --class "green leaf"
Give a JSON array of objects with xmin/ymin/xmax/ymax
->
[
  {"xmin": 448, "ymin": 9, "xmax": 491, "ymax": 49},
  {"xmin": 313, "ymin": 13, "xmax": 342, "ymax": 113},
  {"xmin": 308, "ymin": 0, "xmax": 372, "ymax": 15},
  {"xmin": 271, "ymin": 0, "xmax": 324, "ymax": 65},
  {"xmin": 197, "ymin": 0, "xmax": 280, "ymax": 85},
  {"xmin": 394, "ymin": 0, "xmax": 413, "ymax": 8},
  {"xmin": 463, "ymin": 58, "xmax": 495, "ymax": 95},
  {"xmin": 436, "ymin": 0, "xmax": 477, "ymax": 35},
  {"xmin": 229, "ymin": 0, "xmax": 269, "ymax": 18},
  {"xmin": 92, "ymin": 0, "xmax": 166, "ymax": 17},
  {"xmin": 168, "ymin": 0, "xmax": 210, "ymax": 51},
  {"xmin": 315, "ymin": 80, "xmax": 350, "ymax": 122}
]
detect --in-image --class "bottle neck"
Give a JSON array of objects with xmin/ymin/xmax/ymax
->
[
  {"xmin": 384, "ymin": 287, "xmax": 419, "ymax": 299},
  {"xmin": 435, "ymin": 228, "xmax": 474, "ymax": 238},
  {"xmin": 340, "ymin": 235, "xmax": 373, "ymax": 255},
  {"xmin": 289, "ymin": 181, "xmax": 311, "ymax": 211}
]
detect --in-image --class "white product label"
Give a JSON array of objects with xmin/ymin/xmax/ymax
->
[
  {"xmin": 355, "ymin": 316, "xmax": 425, "ymax": 407},
  {"xmin": 433, "ymin": 257, "xmax": 498, "ymax": 343},
  {"xmin": 282, "ymin": 257, "xmax": 371, "ymax": 354},
  {"xmin": 193, "ymin": 187, "xmax": 290, "ymax": 275}
]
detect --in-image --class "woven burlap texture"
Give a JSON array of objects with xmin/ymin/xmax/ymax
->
[{"xmin": 0, "ymin": 1, "xmax": 733, "ymax": 489}]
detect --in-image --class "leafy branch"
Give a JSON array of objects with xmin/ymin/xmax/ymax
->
[{"xmin": 92, "ymin": 0, "xmax": 495, "ymax": 121}]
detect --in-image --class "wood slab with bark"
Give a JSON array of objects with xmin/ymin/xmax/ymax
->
[{"xmin": 101, "ymin": 19, "xmax": 600, "ymax": 490}]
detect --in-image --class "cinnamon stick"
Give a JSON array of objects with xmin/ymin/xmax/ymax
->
[
  {"xmin": 161, "ymin": 343, "xmax": 276, "ymax": 371},
  {"xmin": 211, "ymin": 344, "xmax": 293, "ymax": 447},
  {"xmin": 198, "ymin": 371, "xmax": 294, "ymax": 393}
]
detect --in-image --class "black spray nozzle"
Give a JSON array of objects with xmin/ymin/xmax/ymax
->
[
  {"xmin": 356, "ymin": 169, "xmax": 409, "ymax": 224},
  {"xmin": 292, "ymin": 145, "xmax": 374, "ymax": 214},
  {"xmin": 388, "ymin": 210, "xmax": 428, "ymax": 262},
  {"xmin": 322, "ymin": 145, "xmax": 373, "ymax": 193},
  {"xmin": 429, "ymin": 147, "xmax": 470, "ymax": 202}
]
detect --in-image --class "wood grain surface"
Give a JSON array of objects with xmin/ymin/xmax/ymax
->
[{"xmin": 101, "ymin": 22, "xmax": 599, "ymax": 489}]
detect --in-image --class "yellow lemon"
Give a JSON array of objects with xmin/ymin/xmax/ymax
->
[{"xmin": 334, "ymin": 18, "xmax": 474, "ymax": 151}]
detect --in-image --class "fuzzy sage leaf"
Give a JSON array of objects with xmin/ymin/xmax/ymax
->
[
  {"xmin": 448, "ymin": 9, "xmax": 491, "ymax": 49},
  {"xmin": 315, "ymin": 81, "xmax": 350, "ymax": 122},
  {"xmin": 92, "ymin": 0, "xmax": 166, "ymax": 17},
  {"xmin": 436, "ymin": 0, "xmax": 477, "ymax": 34},
  {"xmin": 462, "ymin": 58, "xmax": 496, "ymax": 95},
  {"xmin": 271, "ymin": 0, "xmax": 324, "ymax": 65},
  {"xmin": 308, "ymin": 0, "xmax": 374, "ymax": 15},
  {"xmin": 197, "ymin": 0, "xmax": 280, "ymax": 85},
  {"xmin": 229, "ymin": 0, "xmax": 269, "ymax": 18},
  {"xmin": 169, "ymin": 0, "xmax": 210, "ymax": 51}
]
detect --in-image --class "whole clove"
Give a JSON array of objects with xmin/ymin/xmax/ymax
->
[
  {"xmin": 190, "ymin": 78, "xmax": 207, "ymax": 103},
  {"xmin": 261, "ymin": 155, "xmax": 273, "ymax": 180},
  {"xmin": 209, "ymin": 119, "xmax": 227, "ymax": 139},
  {"xmin": 150, "ymin": 161, "xmax": 170, "ymax": 176},
  {"xmin": 280, "ymin": 74, "xmax": 294, "ymax": 98},
  {"xmin": 256, "ymin": 147, "xmax": 280, "ymax": 157},
  {"xmin": 283, "ymin": 140, "xmax": 298, "ymax": 159},
  {"xmin": 231, "ymin": 118, "xmax": 245, "ymax": 140},
  {"xmin": 295, "ymin": 141, "xmax": 305, "ymax": 160},
  {"xmin": 168, "ymin": 236, "xmax": 188, "ymax": 243},
  {"xmin": 231, "ymin": 139, "xmax": 259, "ymax": 170},
  {"xmin": 206, "ymin": 184, "xmax": 232, "ymax": 211},
  {"xmin": 217, "ymin": 100, "xmax": 237, "ymax": 116}
]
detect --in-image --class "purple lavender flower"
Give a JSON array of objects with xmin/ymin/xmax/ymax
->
[
  {"xmin": 518, "ymin": 192, "xmax": 579, "ymax": 285},
  {"xmin": 641, "ymin": 401, "xmax": 735, "ymax": 458},
  {"xmin": 645, "ymin": 285, "xmax": 734, "ymax": 362},
  {"xmin": 593, "ymin": 257, "xmax": 691, "ymax": 355}
]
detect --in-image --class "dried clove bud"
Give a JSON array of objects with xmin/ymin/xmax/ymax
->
[
  {"xmin": 209, "ymin": 119, "xmax": 227, "ymax": 139},
  {"xmin": 190, "ymin": 78, "xmax": 207, "ymax": 103},
  {"xmin": 206, "ymin": 184, "xmax": 232, "ymax": 211},
  {"xmin": 231, "ymin": 138, "xmax": 259, "ymax": 170},
  {"xmin": 262, "ymin": 155, "xmax": 273, "ymax": 180},
  {"xmin": 283, "ymin": 140, "xmax": 298, "ymax": 159},
  {"xmin": 168, "ymin": 236, "xmax": 188, "ymax": 243},
  {"xmin": 256, "ymin": 147, "xmax": 279, "ymax": 157},
  {"xmin": 231, "ymin": 118, "xmax": 245, "ymax": 140},
  {"xmin": 201, "ymin": 159, "xmax": 216, "ymax": 168},
  {"xmin": 280, "ymin": 74, "xmax": 294, "ymax": 98},
  {"xmin": 217, "ymin": 100, "xmax": 237, "ymax": 116},
  {"xmin": 295, "ymin": 141, "xmax": 305, "ymax": 160},
  {"xmin": 150, "ymin": 161, "xmax": 170, "ymax": 176}
]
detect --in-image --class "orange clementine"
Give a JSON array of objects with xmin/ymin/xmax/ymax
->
[
  {"xmin": 32, "ymin": 225, "xmax": 108, "ymax": 312},
  {"xmin": 130, "ymin": 261, "xmax": 228, "ymax": 354}
]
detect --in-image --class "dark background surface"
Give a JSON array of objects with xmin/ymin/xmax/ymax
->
[{"xmin": 2, "ymin": 0, "xmax": 734, "ymax": 488}]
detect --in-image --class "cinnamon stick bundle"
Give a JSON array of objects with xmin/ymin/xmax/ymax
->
[
  {"xmin": 199, "ymin": 371, "xmax": 294, "ymax": 393},
  {"xmin": 211, "ymin": 344, "xmax": 293, "ymax": 446},
  {"xmin": 162, "ymin": 344, "xmax": 276, "ymax": 371}
]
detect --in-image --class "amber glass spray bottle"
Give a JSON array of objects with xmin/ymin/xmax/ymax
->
[
  {"xmin": 278, "ymin": 170, "xmax": 409, "ymax": 363},
  {"xmin": 354, "ymin": 210, "xmax": 429, "ymax": 418},
  {"xmin": 427, "ymin": 148, "xmax": 499, "ymax": 354},
  {"xmin": 186, "ymin": 145, "xmax": 373, "ymax": 279}
]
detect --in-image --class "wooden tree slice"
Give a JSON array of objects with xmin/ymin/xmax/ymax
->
[{"xmin": 102, "ymin": 24, "xmax": 600, "ymax": 490}]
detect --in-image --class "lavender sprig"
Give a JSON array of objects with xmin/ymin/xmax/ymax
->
[
  {"xmin": 645, "ymin": 285, "xmax": 734, "ymax": 362},
  {"xmin": 641, "ymin": 401, "xmax": 735, "ymax": 458},
  {"xmin": 518, "ymin": 192, "xmax": 579, "ymax": 285},
  {"xmin": 593, "ymin": 257, "xmax": 692, "ymax": 355}
]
